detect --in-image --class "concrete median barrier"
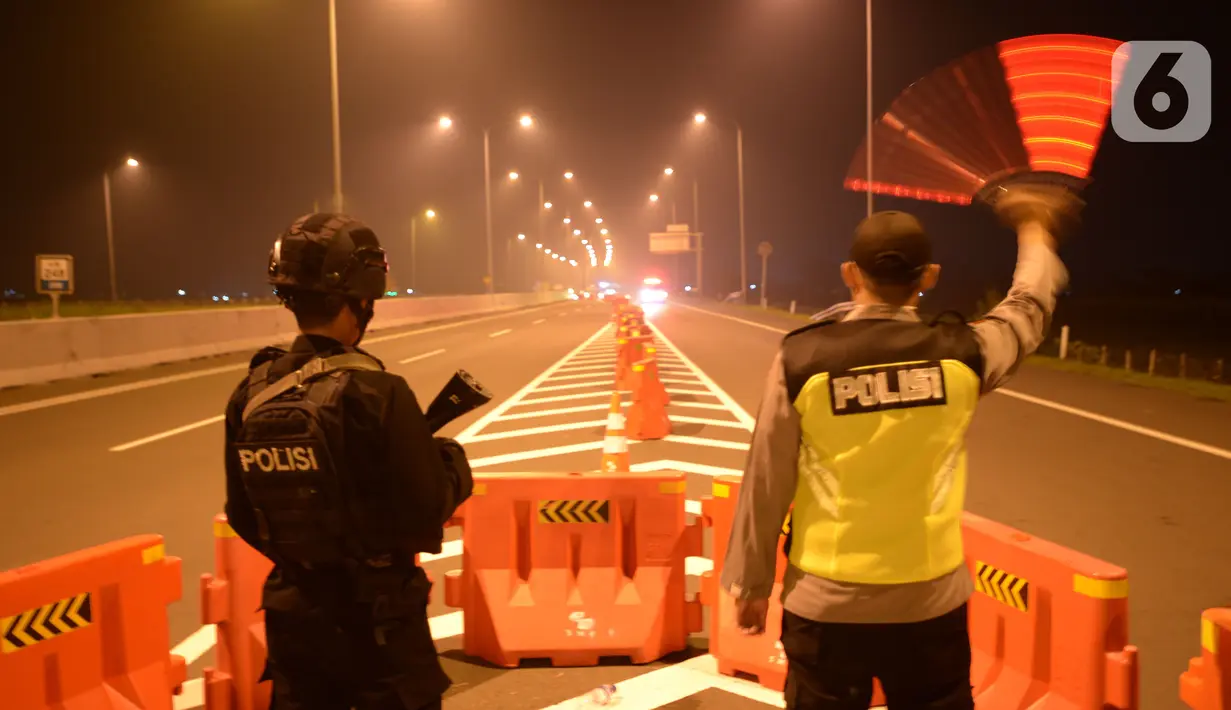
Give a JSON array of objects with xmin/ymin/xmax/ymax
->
[{"xmin": 0, "ymin": 292, "xmax": 565, "ymax": 389}]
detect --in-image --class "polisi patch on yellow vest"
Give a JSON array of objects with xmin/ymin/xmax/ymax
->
[
  {"xmin": 830, "ymin": 361, "xmax": 946, "ymax": 415},
  {"xmin": 236, "ymin": 445, "xmax": 321, "ymax": 473}
]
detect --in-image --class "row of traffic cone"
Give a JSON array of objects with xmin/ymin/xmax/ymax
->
[{"xmin": 599, "ymin": 304, "xmax": 671, "ymax": 472}]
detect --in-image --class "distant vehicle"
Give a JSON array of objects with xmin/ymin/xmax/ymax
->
[
  {"xmin": 638, "ymin": 277, "xmax": 668, "ymax": 304},
  {"xmin": 596, "ymin": 281, "xmax": 622, "ymax": 300}
]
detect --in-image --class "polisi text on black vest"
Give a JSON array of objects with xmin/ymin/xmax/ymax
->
[
  {"xmin": 830, "ymin": 362, "xmax": 947, "ymax": 415},
  {"xmin": 237, "ymin": 446, "xmax": 321, "ymax": 473}
]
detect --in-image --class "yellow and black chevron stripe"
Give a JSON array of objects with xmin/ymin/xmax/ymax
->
[
  {"xmin": 538, "ymin": 499, "xmax": 610, "ymax": 524},
  {"xmin": 1, "ymin": 593, "xmax": 92, "ymax": 654},
  {"xmin": 974, "ymin": 561, "xmax": 1029, "ymax": 612}
]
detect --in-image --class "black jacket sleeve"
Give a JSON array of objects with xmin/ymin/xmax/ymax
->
[
  {"xmin": 384, "ymin": 376, "xmax": 474, "ymax": 549},
  {"xmin": 222, "ymin": 378, "xmax": 262, "ymax": 550}
]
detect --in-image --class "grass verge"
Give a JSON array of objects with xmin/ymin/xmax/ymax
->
[
  {"xmin": 1024, "ymin": 355, "xmax": 1231, "ymax": 403},
  {"xmin": 717, "ymin": 300, "xmax": 1231, "ymax": 403}
]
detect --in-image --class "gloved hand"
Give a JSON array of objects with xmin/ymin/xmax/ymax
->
[{"xmin": 992, "ymin": 183, "xmax": 1086, "ymax": 239}]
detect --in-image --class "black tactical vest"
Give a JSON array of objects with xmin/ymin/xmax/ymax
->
[{"xmin": 233, "ymin": 351, "xmax": 383, "ymax": 567}]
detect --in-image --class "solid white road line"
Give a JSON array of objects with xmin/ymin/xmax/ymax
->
[
  {"xmin": 488, "ymin": 328, "xmax": 512, "ymax": 338},
  {"xmin": 455, "ymin": 324, "xmax": 610, "ymax": 442},
  {"xmin": 566, "ymin": 355, "xmax": 617, "ymax": 364},
  {"xmin": 631, "ymin": 460, "xmax": 744, "ymax": 478},
  {"xmin": 997, "ymin": 389, "xmax": 1231, "ymax": 461},
  {"xmin": 468, "ymin": 440, "xmax": 625, "ymax": 468},
  {"xmin": 673, "ymin": 302, "xmax": 789, "ymax": 333},
  {"xmin": 419, "ymin": 539, "xmax": 463, "ymax": 563},
  {"xmin": 677, "ymin": 303, "xmax": 1231, "ymax": 461},
  {"xmin": 110, "ymin": 415, "xmax": 225, "ymax": 453},
  {"xmin": 497, "ymin": 402, "xmax": 619, "ymax": 421},
  {"xmin": 663, "ymin": 435, "xmax": 750, "ymax": 451},
  {"xmin": 515, "ymin": 390, "xmax": 618, "ymax": 406},
  {"xmin": 660, "ymin": 377, "xmax": 705, "ymax": 385},
  {"xmin": 399, "ymin": 348, "xmax": 446, "ymax": 365},
  {"xmin": 538, "ymin": 653, "xmax": 786, "ymax": 710},
  {"xmin": 545, "ymin": 371, "xmax": 617, "ymax": 382},
  {"xmin": 668, "ymin": 415, "xmax": 752, "ymax": 430},
  {"xmin": 171, "ymin": 623, "xmax": 217, "ymax": 664},
  {"xmin": 173, "ymin": 680, "xmax": 204, "ymax": 710},
  {"xmin": 2, "ymin": 307, "xmax": 565, "ymax": 419},
  {"xmin": 532, "ymin": 318, "xmax": 547, "ymax": 324},
  {"xmin": 430, "ymin": 611, "xmax": 464, "ymax": 640},
  {"xmin": 649, "ymin": 323, "xmax": 756, "ymax": 431},
  {"xmin": 532, "ymin": 379, "xmax": 613, "ymax": 393},
  {"xmin": 665, "ymin": 387, "xmax": 720, "ymax": 398},
  {"xmin": 463, "ymin": 419, "xmax": 607, "ymax": 443},
  {"xmin": 553, "ymin": 363, "xmax": 615, "ymax": 374},
  {"xmin": 668, "ymin": 401, "xmax": 734, "ymax": 412}
]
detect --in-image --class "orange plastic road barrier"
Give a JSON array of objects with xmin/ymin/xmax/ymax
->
[
  {"xmin": 0, "ymin": 535, "xmax": 186, "ymax": 710},
  {"xmin": 626, "ymin": 357, "xmax": 671, "ymax": 440},
  {"xmin": 1181, "ymin": 608, "xmax": 1231, "ymax": 710},
  {"xmin": 963, "ymin": 513, "xmax": 1138, "ymax": 710},
  {"xmin": 200, "ymin": 515, "xmax": 274, "ymax": 710},
  {"xmin": 599, "ymin": 392, "xmax": 630, "ymax": 473},
  {"xmin": 443, "ymin": 471, "xmax": 703, "ymax": 667}
]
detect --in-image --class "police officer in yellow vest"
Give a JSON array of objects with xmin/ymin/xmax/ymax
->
[{"xmin": 721, "ymin": 185, "xmax": 1084, "ymax": 710}]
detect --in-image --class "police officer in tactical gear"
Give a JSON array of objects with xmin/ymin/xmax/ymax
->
[
  {"xmin": 721, "ymin": 185, "xmax": 1084, "ymax": 710},
  {"xmin": 224, "ymin": 213, "xmax": 473, "ymax": 710}
]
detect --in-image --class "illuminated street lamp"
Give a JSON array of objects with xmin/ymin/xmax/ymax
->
[
  {"xmin": 508, "ymin": 171, "xmax": 519, "ymax": 181},
  {"xmin": 543, "ymin": 201, "xmax": 552, "ymax": 209},
  {"xmin": 535, "ymin": 243, "xmax": 543, "ymax": 249},
  {"xmin": 649, "ymin": 193, "xmax": 659, "ymax": 203},
  {"xmin": 102, "ymin": 155, "xmax": 142, "ymax": 301},
  {"xmin": 595, "ymin": 218, "xmax": 603, "ymax": 224},
  {"xmin": 693, "ymin": 109, "xmax": 747, "ymax": 302},
  {"xmin": 573, "ymin": 229, "xmax": 582, "ymax": 236},
  {"xmin": 517, "ymin": 233, "xmax": 526, "ymax": 241},
  {"xmin": 600, "ymin": 228, "xmax": 609, "ymax": 235},
  {"xmin": 437, "ymin": 113, "xmax": 537, "ymax": 293},
  {"xmin": 409, "ymin": 207, "xmax": 438, "ymax": 292},
  {"xmin": 664, "ymin": 166, "xmax": 673, "ymax": 176},
  {"xmin": 563, "ymin": 217, "xmax": 571, "ymax": 225},
  {"xmin": 564, "ymin": 171, "xmax": 574, "ymax": 180},
  {"xmin": 583, "ymin": 200, "xmax": 593, "ymax": 208}
]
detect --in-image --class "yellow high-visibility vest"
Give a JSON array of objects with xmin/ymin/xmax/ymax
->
[{"xmin": 787, "ymin": 357, "xmax": 980, "ymax": 584}]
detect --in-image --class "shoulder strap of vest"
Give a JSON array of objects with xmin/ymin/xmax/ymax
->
[{"xmin": 241, "ymin": 352, "xmax": 383, "ymax": 422}]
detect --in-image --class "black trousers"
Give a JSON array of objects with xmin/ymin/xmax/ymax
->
[
  {"xmin": 780, "ymin": 604, "xmax": 974, "ymax": 710},
  {"xmin": 262, "ymin": 577, "xmax": 450, "ymax": 710}
]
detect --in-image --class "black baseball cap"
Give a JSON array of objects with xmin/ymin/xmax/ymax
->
[{"xmin": 850, "ymin": 211, "xmax": 932, "ymax": 285}]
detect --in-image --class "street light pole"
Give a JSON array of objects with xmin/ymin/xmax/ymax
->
[
  {"xmin": 693, "ymin": 178, "xmax": 702, "ymax": 295},
  {"xmin": 410, "ymin": 216, "xmax": 418, "ymax": 291},
  {"xmin": 736, "ymin": 124, "xmax": 748, "ymax": 304},
  {"xmin": 102, "ymin": 171, "xmax": 118, "ymax": 302},
  {"xmin": 866, "ymin": 0, "xmax": 874, "ymax": 218},
  {"xmin": 327, "ymin": 0, "xmax": 343, "ymax": 212},
  {"xmin": 482, "ymin": 127, "xmax": 494, "ymax": 294}
]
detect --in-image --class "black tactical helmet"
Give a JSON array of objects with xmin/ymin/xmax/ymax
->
[{"xmin": 268, "ymin": 213, "xmax": 388, "ymax": 301}]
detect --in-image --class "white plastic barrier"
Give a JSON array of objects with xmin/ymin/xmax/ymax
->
[{"xmin": 0, "ymin": 292, "xmax": 565, "ymax": 389}]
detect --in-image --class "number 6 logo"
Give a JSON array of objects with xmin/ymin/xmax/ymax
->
[{"xmin": 1111, "ymin": 41, "xmax": 1211, "ymax": 143}]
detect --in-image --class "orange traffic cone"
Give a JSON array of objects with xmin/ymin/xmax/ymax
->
[
  {"xmin": 599, "ymin": 391, "xmax": 630, "ymax": 472},
  {"xmin": 626, "ymin": 357, "xmax": 672, "ymax": 441}
]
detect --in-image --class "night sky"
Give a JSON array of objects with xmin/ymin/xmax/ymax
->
[{"xmin": 3, "ymin": 1, "xmax": 1225, "ymax": 340}]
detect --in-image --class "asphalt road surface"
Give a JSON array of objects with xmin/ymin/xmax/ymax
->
[{"xmin": 2, "ymin": 298, "xmax": 1228, "ymax": 710}]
